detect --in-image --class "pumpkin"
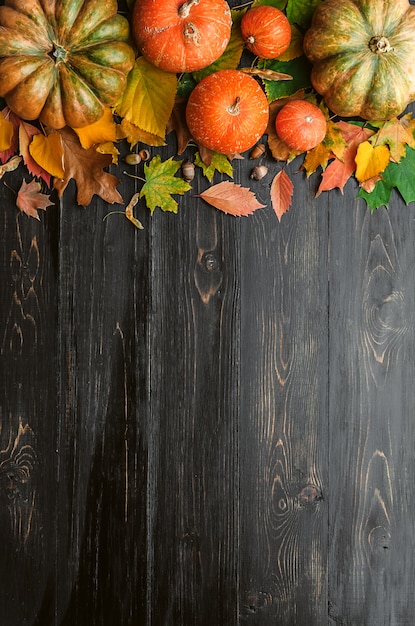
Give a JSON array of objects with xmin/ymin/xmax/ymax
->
[
  {"xmin": 186, "ymin": 69, "xmax": 269, "ymax": 154},
  {"xmin": 303, "ymin": 0, "xmax": 415, "ymax": 121},
  {"xmin": 0, "ymin": 0, "xmax": 135, "ymax": 129},
  {"xmin": 241, "ymin": 5, "xmax": 291, "ymax": 59},
  {"xmin": 275, "ymin": 100, "xmax": 327, "ymax": 152},
  {"xmin": 132, "ymin": 0, "xmax": 232, "ymax": 74}
]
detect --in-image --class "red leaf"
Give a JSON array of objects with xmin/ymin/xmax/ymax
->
[
  {"xmin": 270, "ymin": 169, "xmax": 293, "ymax": 221},
  {"xmin": 16, "ymin": 179, "xmax": 54, "ymax": 220},
  {"xmin": 198, "ymin": 181, "xmax": 266, "ymax": 216}
]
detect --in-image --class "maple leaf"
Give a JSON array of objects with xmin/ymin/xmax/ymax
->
[
  {"xmin": 316, "ymin": 122, "xmax": 374, "ymax": 196},
  {"xmin": 29, "ymin": 132, "xmax": 64, "ymax": 179},
  {"xmin": 270, "ymin": 169, "xmax": 294, "ymax": 221},
  {"xmin": 198, "ymin": 181, "xmax": 266, "ymax": 216},
  {"xmin": 16, "ymin": 179, "xmax": 54, "ymax": 220},
  {"xmin": 115, "ymin": 57, "xmax": 177, "ymax": 140},
  {"xmin": 355, "ymin": 141, "xmax": 390, "ymax": 183},
  {"xmin": 369, "ymin": 115, "xmax": 415, "ymax": 163},
  {"xmin": 53, "ymin": 128, "xmax": 123, "ymax": 207},
  {"xmin": 194, "ymin": 151, "xmax": 233, "ymax": 182},
  {"xmin": 73, "ymin": 108, "xmax": 117, "ymax": 150},
  {"xmin": 140, "ymin": 155, "xmax": 192, "ymax": 214},
  {"xmin": 19, "ymin": 121, "xmax": 51, "ymax": 186}
]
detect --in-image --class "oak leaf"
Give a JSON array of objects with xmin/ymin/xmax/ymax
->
[
  {"xmin": 53, "ymin": 128, "xmax": 123, "ymax": 206},
  {"xmin": 270, "ymin": 169, "xmax": 293, "ymax": 221},
  {"xmin": 355, "ymin": 141, "xmax": 390, "ymax": 183},
  {"xmin": 198, "ymin": 181, "xmax": 266, "ymax": 216},
  {"xmin": 140, "ymin": 155, "xmax": 192, "ymax": 214},
  {"xmin": 115, "ymin": 57, "xmax": 177, "ymax": 140},
  {"xmin": 16, "ymin": 179, "xmax": 54, "ymax": 220}
]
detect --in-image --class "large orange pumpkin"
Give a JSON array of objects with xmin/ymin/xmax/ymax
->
[
  {"xmin": 186, "ymin": 69, "xmax": 269, "ymax": 154},
  {"xmin": 0, "ymin": 0, "xmax": 135, "ymax": 129},
  {"xmin": 132, "ymin": 0, "xmax": 232, "ymax": 73}
]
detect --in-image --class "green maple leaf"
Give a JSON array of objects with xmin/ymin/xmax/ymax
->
[
  {"xmin": 358, "ymin": 146, "xmax": 415, "ymax": 210},
  {"xmin": 194, "ymin": 152, "xmax": 234, "ymax": 182},
  {"xmin": 140, "ymin": 156, "xmax": 192, "ymax": 214},
  {"xmin": 286, "ymin": 0, "xmax": 322, "ymax": 29}
]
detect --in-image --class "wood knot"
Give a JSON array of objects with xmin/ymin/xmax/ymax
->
[{"xmin": 298, "ymin": 484, "xmax": 323, "ymax": 507}]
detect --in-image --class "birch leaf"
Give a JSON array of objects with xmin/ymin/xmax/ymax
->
[
  {"xmin": 198, "ymin": 181, "xmax": 266, "ymax": 216},
  {"xmin": 270, "ymin": 169, "xmax": 293, "ymax": 221}
]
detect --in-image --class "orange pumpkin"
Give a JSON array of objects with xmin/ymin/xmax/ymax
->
[
  {"xmin": 241, "ymin": 5, "xmax": 291, "ymax": 59},
  {"xmin": 275, "ymin": 100, "xmax": 327, "ymax": 152},
  {"xmin": 132, "ymin": 0, "xmax": 232, "ymax": 73},
  {"xmin": 186, "ymin": 69, "xmax": 269, "ymax": 154}
]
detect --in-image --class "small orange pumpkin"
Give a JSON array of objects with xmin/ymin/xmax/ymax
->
[
  {"xmin": 275, "ymin": 100, "xmax": 327, "ymax": 152},
  {"xmin": 132, "ymin": 0, "xmax": 232, "ymax": 73},
  {"xmin": 186, "ymin": 69, "xmax": 269, "ymax": 155},
  {"xmin": 241, "ymin": 5, "xmax": 291, "ymax": 59}
]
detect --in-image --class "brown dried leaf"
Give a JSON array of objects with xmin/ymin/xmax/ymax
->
[
  {"xmin": 198, "ymin": 181, "xmax": 266, "ymax": 216},
  {"xmin": 240, "ymin": 67, "xmax": 292, "ymax": 81},
  {"xmin": 53, "ymin": 128, "xmax": 123, "ymax": 207}
]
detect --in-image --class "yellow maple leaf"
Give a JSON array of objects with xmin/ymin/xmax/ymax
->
[
  {"xmin": 29, "ymin": 132, "xmax": 64, "ymax": 179},
  {"xmin": 73, "ymin": 108, "xmax": 117, "ymax": 150},
  {"xmin": 355, "ymin": 141, "xmax": 390, "ymax": 183},
  {"xmin": 115, "ymin": 57, "xmax": 177, "ymax": 140},
  {"xmin": 0, "ymin": 112, "xmax": 14, "ymax": 151}
]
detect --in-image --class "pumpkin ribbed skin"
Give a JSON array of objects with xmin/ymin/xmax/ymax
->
[
  {"xmin": 303, "ymin": 0, "xmax": 415, "ymax": 120},
  {"xmin": 0, "ymin": 0, "xmax": 135, "ymax": 128},
  {"xmin": 132, "ymin": 0, "xmax": 232, "ymax": 73}
]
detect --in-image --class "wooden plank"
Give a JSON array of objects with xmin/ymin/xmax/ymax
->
[
  {"xmin": 239, "ymin": 175, "xmax": 329, "ymax": 624},
  {"xmin": 53, "ymin": 179, "xmax": 150, "ymax": 624},
  {"xmin": 148, "ymin": 173, "xmax": 240, "ymax": 625},
  {"xmin": 0, "ymin": 183, "xmax": 59, "ymax": 624},
  {"xmin": 328, "ymin": 196, "xmax": 415, "ymax": 625}
]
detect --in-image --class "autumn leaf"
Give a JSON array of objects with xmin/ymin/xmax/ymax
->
[
  {"xmin": 73, "ymin": 108, "xmax": 117, "ymax": 150},
  {"xmin": 198, "ymin": 181, "xmax": 266, "ymax": 216},
  {"xmin": 316, "ymin": 122, "xmax": 374, "ymax": 196},
  {"xmin": 0, "ymin": 107, "xmax": 19, "ymax": 163},
  {"xmin": 140, "ymin": 155, "xmax": 192, "ymax": 214},
  {"xmin": 270, "ymin": 169, "xmax": 294, "ymax": 221},
  {"xmin": 96, "ymin": 141, "xmax": 120, "ymax": 164},
  {"xmin": 115, "ymin": 57, "xmax": 177, "ymax": 140},
  {"xmin": 278, "ymin": 25, "xmax": 305, "ymax": 61},
  {"xmin": 369, "ymin": 115, "xmax": 415, "ymax": 163},
  {"xmin": 29, "ymin": 132, "xmax": 64, "ymax": 179},
  {"xmin": 0, "ymin": 110, "xmax": 14, "ymax": 151},
  {"xmin": 0, "ymin": 155, "xmax": 22, "ymax": 178},
  {"xmin": 19, "ymin": 121, "xmax": 51, "ymax": 185},
  {"xmin": 119, "ymin": 118, "xmax": 165, "ymax": 149},
  {"xmin": 303, "ymin": 121, "xmax": 346, "ymax": 176},
  {"xmin": 355, "ymin": 141, "xmax": 390, "ymax": 183},
  {"xmin": 166, "ymin": 96, "xmax": 193, "ymax": 154},
  {"xmin": 16, "ymin": 179, "xmax": 54, "ymax": 220},
  {"xmin": 194, "ymin": 151, "xmax": 233, "ymax": 182},
  {"xmin": 286, "ymin": 0, "xmax": 322, "ymax": 29},
  {"xmin": 53, "ymin": 128, "xmax": 123, "ymax": 206},
  {"xmin": 262, "ymin": 56, "xmax": 312, "ymax": 101},
  {"xmin": 239, "ymin": 67, "xmax": 292, "ymax": 82}
]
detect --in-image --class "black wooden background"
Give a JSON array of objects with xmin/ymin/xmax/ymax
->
[{"xmin": 1, "ymin": 5, "xmax": 415, "ymax": 625}]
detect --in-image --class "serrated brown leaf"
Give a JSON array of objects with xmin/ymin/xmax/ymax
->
[
  {"xmin": 53, "ymin": 128, "xmax": 123, "ymax": 207},
  {"xmin": 16, "ymin": 179, "xmax": 54, "ymax": 220},
  {"xmin": 198, "ymin": 181, "xmax": 266, "ymax": 216},
  {"xmin": 270, "ymin": 169, "xmax": 293, "ymax": 221}
]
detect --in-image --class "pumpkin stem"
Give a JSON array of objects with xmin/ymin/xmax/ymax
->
[
  {"xmin": 179, "ymin": 0, "xmax": 199, "ymax": 18},
  {"xmin": 369, "ymin": 35, "xmax": 393, "ymax": 54},
  {"xmin": 227, "ymin": 97, "xmax": 241, "ymax": 116},
  {"xmin": 49, "ymin": 41, "xmax": 66, "ymax": 63}
]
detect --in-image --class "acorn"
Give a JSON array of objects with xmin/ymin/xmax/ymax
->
[
  {"xmin": 250, "ymin": 165, "xmax": 268, "ymax": 180},
  {"xmin": 123, "ymin": 153, "xmax": 141, "ymax": 165},
  {"xmin": 139, "ymin": 149, "xmax": 150, "ymax": 161},
  {"xmin": 181, "ymin": 160, "xmax": 195, "ymax": 182},
  {"xmin": 249, "ymin": 143, "xmax": 266, "ymax": 159}
]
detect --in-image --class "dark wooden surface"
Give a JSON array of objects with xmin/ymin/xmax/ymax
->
[{"xmin": 2, "ymin": 11, "xmax": 415, "ymax": 626}]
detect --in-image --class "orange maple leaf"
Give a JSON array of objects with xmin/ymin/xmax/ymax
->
[
  {"xmin": 16, "ymin": 179, "xmax": 54, "ymax": 220},
  {"xmin": 270, "ymin": 169, "xmax": 293, "ymax": 221},
  {"xmin": 53, "ymin": 128, "xmax": 123, "ymax": 207},
  {"xmin": 198, "ymin": 181, "xmax": 266, "ymax": 216}
]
